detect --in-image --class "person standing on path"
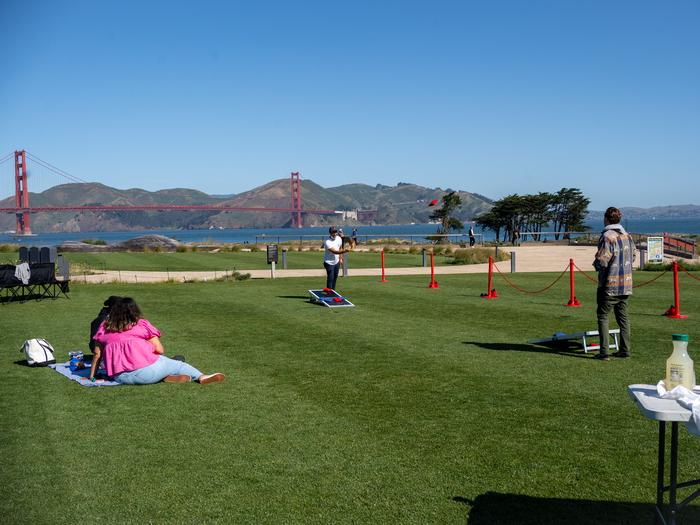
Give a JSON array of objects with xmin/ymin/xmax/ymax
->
[
  {"xmin": 469, "ymin": 225, "xmax": 476, "ymax": 247},
  {"xmin": 324, "ymin": 226, "xmax": 348, "ymax": 290},
  {"xmin": 593, "ymin": 207, "xmax": 636, "ymax": 360}
]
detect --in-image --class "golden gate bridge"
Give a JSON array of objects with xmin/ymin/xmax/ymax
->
[{"xmin": 0, "ymin": 150, "xmax": 337, "ymax": 235}]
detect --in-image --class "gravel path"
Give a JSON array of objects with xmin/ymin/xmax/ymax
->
[{"xmin": 76, "ymin": 245, "xmax": 604, "ymax": 283}]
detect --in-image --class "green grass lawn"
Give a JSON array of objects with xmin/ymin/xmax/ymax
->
[
  {"xmin": 0, "ymin": 250, "xmax": 453, "ymax": 271},
  {"xmin": 1, "ymin": 272, "xmax": 699, "ymax": 523}
]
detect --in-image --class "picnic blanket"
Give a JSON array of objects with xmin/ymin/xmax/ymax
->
[{"xmin": 49, "ymin": 361, "xmax": 121, "ymax": 387}]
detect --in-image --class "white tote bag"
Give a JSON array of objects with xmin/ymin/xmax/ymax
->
[{"xmin": 21, "ymin": 338, "xmax": 56, "ymax": 366}]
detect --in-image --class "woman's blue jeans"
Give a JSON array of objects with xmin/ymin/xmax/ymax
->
[{"xmin": 114, "ymin": 356, "xmax": 202, "ymax": 385}]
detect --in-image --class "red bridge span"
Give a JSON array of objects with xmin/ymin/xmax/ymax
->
[{"xmin": 1, "ymin": 150, "xmax": 337, "ymax": 234}]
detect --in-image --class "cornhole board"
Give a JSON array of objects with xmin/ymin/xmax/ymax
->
[
  {"xmin": 528, "ymin": 329, "xmax": 620, "ymax": 353},
  {"xmin": 308, "ymin": 289, "xmax": 355, "ymax": 308}
]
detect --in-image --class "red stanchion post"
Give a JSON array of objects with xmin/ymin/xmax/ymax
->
[
  {"xmin": 380, "ymin": 250, "xmax": 388, "ymax": 283},
  {"xmin": 481, "ymin": 256, "xmax": 497, "ymax": 298},
  {"xmin": 665, "ymin": 261, "xmax": 687, "ymax": 319},
  {"xmin": 428, "ymin": 251, "xmax": 439, "ymax": 288},
  {"xmin": 566, "ymin": 258, "xmax": 581, "ymax": 306}
]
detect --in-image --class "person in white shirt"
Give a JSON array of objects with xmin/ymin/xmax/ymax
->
[{"xmin": 323, "ymin": 226, "xmax": 348, "ymax": 290}]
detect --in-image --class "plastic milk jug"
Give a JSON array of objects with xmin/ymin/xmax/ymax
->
[{"xmin": 666, "ymin": 334, "xmax": 695, "ymax": 390}]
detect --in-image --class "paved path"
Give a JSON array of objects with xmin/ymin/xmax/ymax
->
[{"xmin": 77, "ymin": 245, "xmax": 603, "ymax": 283}]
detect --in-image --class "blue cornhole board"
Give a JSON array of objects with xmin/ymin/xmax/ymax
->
[{"xmin": 308, "ymin": 289, "xmax": 355, "ymax": 308}]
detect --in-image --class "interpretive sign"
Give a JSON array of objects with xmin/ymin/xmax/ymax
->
[
  {"xmin": 647, "ymin": 236, "xmax": 664, "ymax": 264},
  {"xmin": 266, "ymin": 244, "xmax": 278, "ymax": 264}
]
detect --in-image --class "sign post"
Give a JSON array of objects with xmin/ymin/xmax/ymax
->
[{"xmin": 267, "ymin": 244, "xmax": 279, "ymax": 279}]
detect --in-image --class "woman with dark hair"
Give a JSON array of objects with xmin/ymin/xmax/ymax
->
[{"xmin": 89, "ymin": 297, "xmax": 224, "ymax": 385}]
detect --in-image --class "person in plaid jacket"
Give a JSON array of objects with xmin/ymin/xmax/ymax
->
[{"xmin": 593, "ymin": 207, "xmax": 636, "ymax": 360}]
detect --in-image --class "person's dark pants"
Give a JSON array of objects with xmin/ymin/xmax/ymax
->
[
  {"xmin": 596, "ymin": 288, "xmax": 631, "ymax": 355},
  {"xmin": 324, "ymin": 262, "xmax": 340, "ymax": 290},
  {"xmin": 469, "ymin": 237, "xmax": 475, "ymax": 247}
]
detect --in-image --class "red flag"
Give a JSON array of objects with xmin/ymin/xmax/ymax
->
[{"xmin": 429, "ymin": 199, "xmax": 439, "ymax": 207}]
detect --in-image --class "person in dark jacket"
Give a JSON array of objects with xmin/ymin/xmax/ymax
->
[{"xmin": 89, "ymin": 296, "xmax": 122, "ymax": 353}]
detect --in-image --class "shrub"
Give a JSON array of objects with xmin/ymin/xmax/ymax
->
[
  {"xmin": 176, "ymin": 245, "xmax": 189, "ymax": 252},
  {"xmin": 0, "ymin": 244, "xmax": 18, "ymax": 253},
  {"xmin": 642, "ymin": 261, "xmax": 700, "ymax": 272},
  {"xmin": 80, "ymin": 239, "xmax": 107, "ymax": 245},
  {"xmin": 450, "ymin": 248, "xmax": 510, "ymax": 265}
]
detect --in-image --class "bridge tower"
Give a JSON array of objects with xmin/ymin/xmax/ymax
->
[
  {"xmin": 14, "ymin": 150, "xmax": 31, "ymax": 235},
  {"xmin": 290, "ymin": 172, "xmax": 302, "ymax": 228}
]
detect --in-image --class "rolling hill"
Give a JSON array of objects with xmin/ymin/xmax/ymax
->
[{"xmin": 0, "ymin": 180, "xmax": 494, "ymax": 232}]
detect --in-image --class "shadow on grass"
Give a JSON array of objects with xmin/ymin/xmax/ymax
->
[
  {"xmin": 277, "ymin": 295, "xmax": 311, "ymax": 300},
  {"xmin": 454, "ymin": 491, "xmax": 700, "ymax": 524},
  {"xmin": 463, "ymin": 341, "xmax": 592, "ymax": 359}
]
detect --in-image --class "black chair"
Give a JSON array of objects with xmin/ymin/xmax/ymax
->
[
  {"xmin": 28, "ymin": 263, "xmax": 55, "ymax": 284},
  {"xmin": 56, "ymin": 255, "xmax": 70, "ymax": 281},
  {"xmin": 39, "ymin": 247, "xmax": 51, "ymax": 263},
  {"xmin": 29, "ymin": 247, "xmax": 40, "ymax": 264},
  {"xmin": 19, "ymin": 247, "xmax": 29, "ymax": 262},
  {"xmin": 0, "ymin": 265, "xmax": 23, "ymax": 302}
]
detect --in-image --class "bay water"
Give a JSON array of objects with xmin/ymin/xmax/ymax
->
[{"xmin": 1, "ymin": 218, "xmax": 699, "ymax": 247}]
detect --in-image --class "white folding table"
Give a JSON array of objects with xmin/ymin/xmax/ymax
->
[{"xmin": 628, "ymin": 384, "xmax": 700, "ymax": 525}]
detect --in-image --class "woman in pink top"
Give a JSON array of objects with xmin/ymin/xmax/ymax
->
[{"xmin": 90, "ymin": 297, "xmax": 224, "ymax": 385}]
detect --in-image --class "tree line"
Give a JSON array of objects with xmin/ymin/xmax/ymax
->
[{"xmin": 473, "ymin": 188, "xmax": 590, "ymax": 243}]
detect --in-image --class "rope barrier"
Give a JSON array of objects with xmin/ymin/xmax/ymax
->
[
  {"xmin": 575, "ymin": 260, "xmax": 669, "ymax": 289},
  {"xmin": 680, "ymin": 266, "xmax": 700, "ymax": 283},
  {"xmin": 492, "ymin": 262, "xmax": 569, "ymax": 294},
  {"xmin": 572, "ymin": 262, "xmax": 598, "ymax": 283},
  {"xmin": 632, "ymin": 269, "xmax": 669, "ymax": 289}
]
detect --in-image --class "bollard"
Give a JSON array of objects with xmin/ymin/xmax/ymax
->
[
  {"xmin": 271, "ymin": 261, "xmax": 276, "ymax": 279},
  {"xmin": 428, "ymin": 251, "xmax": 439, "ymax": 288},
  {"xmin": 342, "ymin": 253, "xmax": 348, "ymax": 277},
  {"xmin": 664, "ymin": 261, "xmax": 688, "ymax": 319},
  {"xmin": 495, "ymin": 245, "xmax": 499, "ymax": 258},
  {"xmin": 566, "ymin": 258, "xmax": 581, "ymax": 307},
  {"xmin": 282, "ymin": 248, "xmax": 288, "ymax": 270},
  {"xmin": 481, "ymin": 256, "xmax": 497, "ymax": 298},
  {"xmin": 510, "ymin": 251, "xmax": 516, "ymax": 273},
  {"xmin": 422, "ymin": 248, "xmax": 426, "ymax": 267},
  {"xmin": 381, "ymin": 250, "xmax": 388, "ymax": 282},
  {"xmin": 639, "ymin": 248, "xmax": 646, "ymax": 270}
]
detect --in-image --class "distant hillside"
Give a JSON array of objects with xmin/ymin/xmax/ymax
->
[
  {"xmin": 198, "ymin": 179, "xmax": 493, "ymax": 229},
  {"xmin": 0, "ymin": 179, "xmax": 494, "ymax": 232},
  {"xmin": 329, "ymin": 182, "xmax": 492, "ymax": 225},
  {"xmin": 0, "ymin": 183, "xmax": 225, "ymax": 232},
  {"xmin": 3, "ymin": 179, "xmax": 698, "ymax": 233},
  {"xmin": 588, "ymin": 204, "xmax": 700, "ymax": 220}
]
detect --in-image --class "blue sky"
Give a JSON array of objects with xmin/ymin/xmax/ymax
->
[{"xmin": 1, "ymin": 0, "xmax": 698, "ymax": 210}]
